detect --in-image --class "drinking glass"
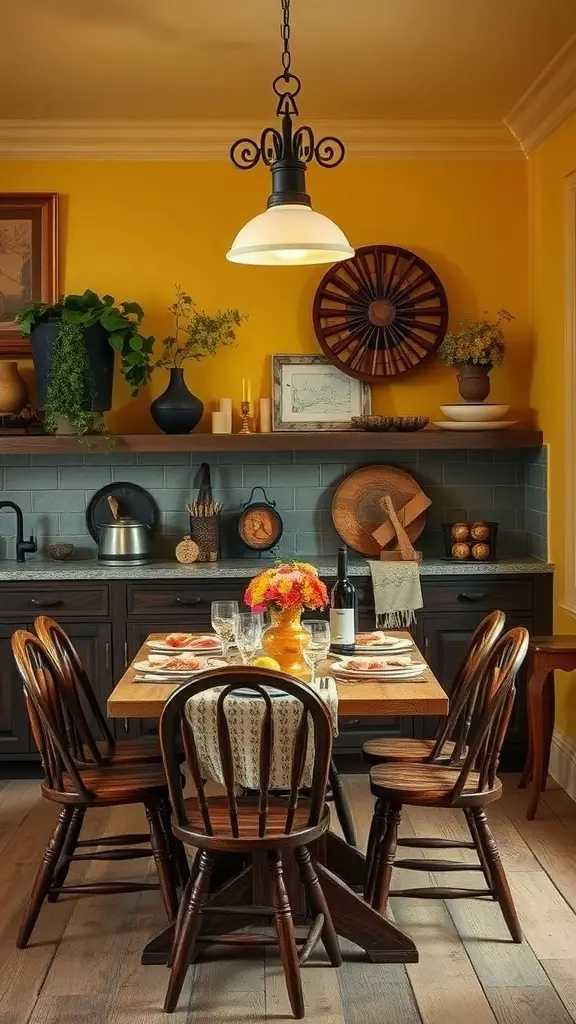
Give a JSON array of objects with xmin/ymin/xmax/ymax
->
[
  {"xmin": 234, "ymin": 611, "xmax": 263, "ymax": 666},
  {"xmin": 302, "ymin": 619, "xmax": 331, "ymax": 686},
  {"xmin": 211, "ymin": 601, "xmax": 239, "ymax": 661}
]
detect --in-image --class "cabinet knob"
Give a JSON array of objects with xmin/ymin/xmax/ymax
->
[
  {"xmin": 457, "ymin": 591, "xmax": 488, "ymax": 603},
  {"xmin": 174, "ymin": 596, "xmax": 202, "ymax": 607}
]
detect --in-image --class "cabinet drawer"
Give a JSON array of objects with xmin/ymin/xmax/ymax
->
[
  {"xmin": 0, "ymin": 584, "xmax": 109, "ymax": 617},
  {"xmin": 126, "ymin": 582, "xmax": 245, "ymax": 618},
  {"xmin": 421, "ymin": 579, "xmax": 533, "ymax": 613}
]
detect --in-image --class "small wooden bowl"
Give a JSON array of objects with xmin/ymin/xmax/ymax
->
[
  {"xmin": 351, "ymin": 415, "xmax": 393, "ymax": 432},
  {"xmin": 391, "ymin": 416, "xmax": 429, "ymax": 432},
  {"xmin": 46, "ymin": 543, "xmax": 75, "ymax": 561}
]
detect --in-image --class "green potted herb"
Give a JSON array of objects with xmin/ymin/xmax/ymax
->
[
  {"xmin": 438, "ymin": 308, "xmax": 513, "ymax": 402},
  {"xmin": 17, "ymin": 291, "xmax": 153, "ymax": 435},
  {"xmin": 151, "ymin": 285, "xmax": 246, "ymax": 434}
]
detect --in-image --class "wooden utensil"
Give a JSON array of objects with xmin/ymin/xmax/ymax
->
[
  {"xmin": 372, "ymin": 488, "xmax": 431, "ymax": 549},
  {"xmin": 378, "ymin": 495, "xmax": 421, "ymax": 562},
  {"xmin": 107, "ymin": 494, "xmax": 120, "ymax": 521}
]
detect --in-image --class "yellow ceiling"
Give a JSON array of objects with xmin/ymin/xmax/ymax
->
[{"xmin": 2, "ymin": 0, "xmax": 576, "ymax": 121}]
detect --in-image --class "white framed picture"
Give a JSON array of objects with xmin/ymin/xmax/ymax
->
[{"xmin": 272, "ymin": 354, "xmax": 371, "ymax": 431}]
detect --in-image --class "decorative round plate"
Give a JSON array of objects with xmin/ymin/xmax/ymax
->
[
  {"xmin": 313, "ymin": 244, "xmax": 449, "ymax": 382},
  {"xmin": 238, "ymin": 487, "xmax": 283, "ymax": 552},
  {"xmin": 331, "ymin": 464, "xmax": 427, "ymax": 557}
]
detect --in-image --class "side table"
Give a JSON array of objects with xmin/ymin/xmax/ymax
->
[{"xmin": 519, "ymin": 636, "xmax": 576, "ymax": 819}]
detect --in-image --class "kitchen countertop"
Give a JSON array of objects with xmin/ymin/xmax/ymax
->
[{"xmin": 0, "ymin": 556, "xmax": 554, "ymax": 581}]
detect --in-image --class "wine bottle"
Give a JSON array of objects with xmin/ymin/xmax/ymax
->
[{"xmin": 330, "ymin": 547, "xmax": 356, "ymax": 655}]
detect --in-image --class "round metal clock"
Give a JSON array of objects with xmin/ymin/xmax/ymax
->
[{"xmin": 238, "ymin": 487, "xmax": 283, "ymax": 553}]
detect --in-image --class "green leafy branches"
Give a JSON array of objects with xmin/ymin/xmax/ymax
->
[
  {"xmin": 154, "ymin": 285, "xmax": 247, "ymax": 371},
  {"xmin": 438, "ymin": 308, "xmax": 514, "ymax": 369}
]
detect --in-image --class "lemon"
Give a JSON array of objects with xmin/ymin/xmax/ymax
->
[{"xmin": 251, "ymin": 656, "xmax": 281, "ymax": 671}]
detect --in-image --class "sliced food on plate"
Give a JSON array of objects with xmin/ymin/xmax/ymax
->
[
  {"xmin": 147, "ymin": 633, "xmax": 222, "ymax": 653},
  {"xmin": 134, "ymin": 654, "xmax": 227, "ymax": 676},
  {"xmin": 354, "ymin": 630, "xmax": 414, "ymax": 652},
  {"xmin": 332, "ymin": 654, "xmax": 425, "ymax": 678}
]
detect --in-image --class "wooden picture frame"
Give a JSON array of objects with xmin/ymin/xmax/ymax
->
[
  {"xmin": 0, "ymin": 193, "xmax": 59, "ymax": 357},
  {"xmin": 272, "ymin": 354, "xmax": 371, "ymax": 431}
]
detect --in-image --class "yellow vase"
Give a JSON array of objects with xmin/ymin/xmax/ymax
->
[{"xmin": 262, "ymin": 607, "xmax": 309, "ymax": 679}]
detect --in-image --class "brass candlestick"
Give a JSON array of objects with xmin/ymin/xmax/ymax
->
[{"xmin": 240, "ymin": 400, "xmax": 252, "ymax": 434}]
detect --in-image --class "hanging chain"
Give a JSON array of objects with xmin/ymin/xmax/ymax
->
[{"xmin": 280, "ymin": 0, "xmax": 291, "ymax": 79}]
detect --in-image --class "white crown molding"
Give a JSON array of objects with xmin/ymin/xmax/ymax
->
[
  {"xmin": 505, "ymin": 34, "xmax": 576, "ymax": 156},
  {"xmin": 0, "ymin": 118, "xmax": 522, "ymax": 161}
]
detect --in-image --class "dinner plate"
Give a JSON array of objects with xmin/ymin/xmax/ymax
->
[
  {"xmin": 332, "ymin": 661, "xmax": 426, "ymax": 679},
  {"xmin": 134, "ymin": 657, "xmax": 227, "ymax": 677},
  {"xmin": 353, "ymin": 640, "xmax": 413, "ymax": 654},
  {"xmin": 147, "ymin": 635, "xmax": 223, "ymax": 654}
]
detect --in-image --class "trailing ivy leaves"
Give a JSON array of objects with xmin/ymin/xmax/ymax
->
[{"xmin": 16, "ymin": 291, "xmax": 154, "ymax": 436}]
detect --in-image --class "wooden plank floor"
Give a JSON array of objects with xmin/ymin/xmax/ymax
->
[{"xmin": 2, "ymin": 775, "xmax": 576, "ymax": 1023}]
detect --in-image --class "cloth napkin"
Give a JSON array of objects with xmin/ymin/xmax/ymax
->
[
  {"xmin": 367, "ymin": 559, "xmax": 423, "ymax": 628},
  {"xmin": 185, "ymin": 679, "xmax": 339, "ymax": 790}
]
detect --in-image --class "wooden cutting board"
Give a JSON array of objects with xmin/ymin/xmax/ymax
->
[{"xmin": 331, "ymin": 464, "xmax": 429, "ymax": 557}]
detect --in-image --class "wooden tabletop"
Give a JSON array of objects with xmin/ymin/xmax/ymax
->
[{"xmin": 107, "ymin": 632, "xmax": 448, "ymax": 720}]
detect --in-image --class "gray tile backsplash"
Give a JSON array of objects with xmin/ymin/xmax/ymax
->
[{"xmin": 0, "ymin": 447, "xmax": 548, "ymax": 561}]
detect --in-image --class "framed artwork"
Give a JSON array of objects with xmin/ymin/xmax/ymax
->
[
  {"xmin": 0, "ymin": 193, "xmax": 59, "ymax": 357},
  {"xmin": 272, "ymin": 354, "xmax": 371, "ymax": 431}
]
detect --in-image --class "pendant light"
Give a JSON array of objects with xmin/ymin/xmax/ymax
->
[{"xmin": 227, "ymin": 0, "xmax": 354, "ymax": 267}]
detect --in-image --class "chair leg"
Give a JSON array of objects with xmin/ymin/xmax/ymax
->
[
  {"xmin": 328, "ymin": 760, "xmax": 357, "ymax": 847},
  {"xmin": 157, "ymin": 794, "xmax": 190, "ymax": 889},
  {"xmin": 371, "ymin": 803, "xmax": 402, "ymax": 916},
  {"xmin": 463, "ymin": 807, "xmax": 495, "ymax": 896},
  {"xmin": 471, "ymin": 807, "xmax": 522, "ymax": 943},
  {"xmin": 294, "ymin": 845, "xmax": 342, "ymax": 967},
  {"xmin": 145, "ymin": 799, "xmax": 179, "ymax": 922},
  {"xmin": 164, "ymin": 850, "xmax": 215, "ymax": 1013},
  {"xmin": 47, "ymin": 806, "xmax": 86, "ymax": 902},
  {"xmin": 17, "ymin": 805, "xmax": 74, "ymax": 949},
  {"xmin": 268, "ymin": 851, "xmax": 305, "ymax": 1020},
  {"xmin": 364, "ymin": 798, "xmax": 389, "ymax": 903}
]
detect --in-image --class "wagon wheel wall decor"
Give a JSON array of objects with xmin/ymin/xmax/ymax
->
[{"xmin": 313, "ymin": 244, "xmax": 449, "ymax": 382}]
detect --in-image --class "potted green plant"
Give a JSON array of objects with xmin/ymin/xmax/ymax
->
[
  {"xmin": 151, "ymin": 286, "xmax": 246, "ymax": 434},
  {"xmin": 16, "ymin": 290, "xmax": 153, "ymax": 435},
  {"xmin": 438, "ymin": 308, "xmax": 514, "ymax": 402}
]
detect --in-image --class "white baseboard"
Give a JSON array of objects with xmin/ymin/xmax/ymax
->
[{"xmin": 549, "ymin": 728, "xmax": 576, "ymax": 802}]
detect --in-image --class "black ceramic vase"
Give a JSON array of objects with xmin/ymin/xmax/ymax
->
[{"xmin": 150, "ymin": 367, "xmax": 204, "ymax": 434}]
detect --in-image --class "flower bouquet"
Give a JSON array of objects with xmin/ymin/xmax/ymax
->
[{"xmin": 245, "ymin": 562, "xmax": 328, "ymax": 677}]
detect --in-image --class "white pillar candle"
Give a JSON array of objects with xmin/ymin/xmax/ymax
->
[
  {"xmin": 218, "ymin": 397, "xmax": 232, "ymax": 433},
  {"xmin": 259, "ymin": 398, "xmax": 272, "ymax": 433},
  {"xmin": 212, "ymin": 411, "xmax": 228, "ymax": 434}
]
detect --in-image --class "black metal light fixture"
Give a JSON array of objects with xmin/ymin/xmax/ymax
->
[{"xmin": 226, "ymin": 0, "xmax": 354, "ymax": 266}]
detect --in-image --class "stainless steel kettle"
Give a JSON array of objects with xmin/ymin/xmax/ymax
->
[{"xmin": 97, "ymin": 495, "xmax": 153, "ymax": 565}]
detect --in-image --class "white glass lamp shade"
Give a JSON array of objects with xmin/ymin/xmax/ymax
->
[{"xmin": 226, "ymin": 203, "xmax": 354, "ymax": 266}]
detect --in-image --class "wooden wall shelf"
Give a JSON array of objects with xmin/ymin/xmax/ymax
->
[{"xmin": 0, "ymin": 429, "xmax": 543, "ymax": 456}]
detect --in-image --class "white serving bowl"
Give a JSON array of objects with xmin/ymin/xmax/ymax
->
[{"xmin": 440, "ymin": 404, "xmax": 510, "ymax": 422}]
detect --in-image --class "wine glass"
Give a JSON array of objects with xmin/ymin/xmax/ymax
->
[
  {"xmin": 234, "ymin": 611, "xmax": 263, "ymax": 666},
  {"xmin": 211, "ymin": 601, "xmax": 239, "ymax": 661},
  {"xmin": 302, "ymin": 619, "xmax": 331, "ymax": 687}
]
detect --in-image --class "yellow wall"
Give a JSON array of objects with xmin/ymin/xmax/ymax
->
[
  {"xmin": 0, "ymin": 159, "xmax": 529, "ymax": 432},
  {"xmin": 529, "ymin": 116, "xmax": 576, "ymax": 737}
]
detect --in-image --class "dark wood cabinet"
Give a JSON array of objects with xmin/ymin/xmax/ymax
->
[
  {"xmin": 0, "ymin": 571, "xmax": 553, "ymax": 772},
  {"xmin": 0, "ymin": 623, "xmax": 30, "ymax": 755}
]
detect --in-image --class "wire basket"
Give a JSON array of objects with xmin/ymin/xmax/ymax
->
[
  {"xmin": 442, "ymin": 521, "xmax": 499, "ymax": 562},
  {"xmin": 187, "ymin": 463, "xmax": 222, "ymax": 562}
]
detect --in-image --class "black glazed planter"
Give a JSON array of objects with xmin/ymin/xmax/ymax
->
[
  {"xmin": 150, "ymin": 367, "xmax": 204, "ymax": 434},
  {"xmin": 31, "ymin": 322, "xmax": 114, "ymax": 411}
]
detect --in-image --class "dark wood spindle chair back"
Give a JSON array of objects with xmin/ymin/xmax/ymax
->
[
  {"xmin": 11, "ymin": 629, "xmax": 97, "ymax": 800},
  {"xmin": 429, "ymin": 609, "xmax": 506, "ymax": 762},
  {"xmin": 443, "ymin": 626, "xmax": 529, "ymax": 802},
  {"xmin": 160, "ymin": 665, "xmax": 333, "ymax": 847},
  {"xmin": 34, "ymin": 615, "xmax": 113, "ymax": 757}
]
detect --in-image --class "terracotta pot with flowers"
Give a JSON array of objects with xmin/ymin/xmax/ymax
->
[
  {"xmin": 438, "ymin": 308, "xmax": 514, "ymax": 402},
  {"xmin": 244, "ymin": 562, "xmax": 328, "ymax": 679}
]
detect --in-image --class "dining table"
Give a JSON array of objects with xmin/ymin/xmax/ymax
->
[{"xmin": 107, "ymin": 631, "xmax": 448, "ymax": 966}]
